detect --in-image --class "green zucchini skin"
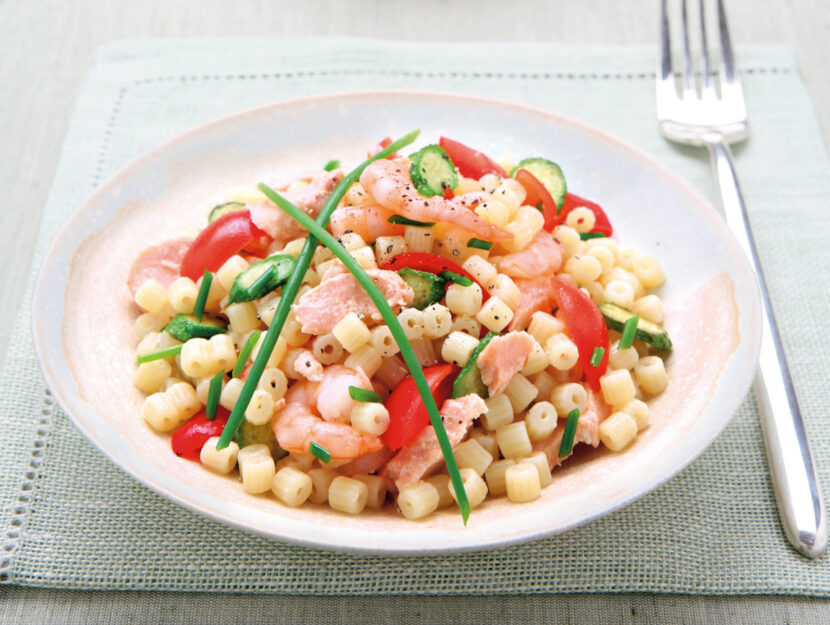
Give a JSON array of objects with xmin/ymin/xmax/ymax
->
[
  {"xmin": 164, "ymin": 314, "xmax": 227, "ymax": 342},
  {"xmin": 451, "ymin": 331, "xmax": 498, "ymax": 399},
  {"xmin": 397, "ymin": 267, "xmax": 446, "ymax": 310},
  {"xmin": 208, "ymin": 201, "xmax": 246, "ymax": 223},
  {"xmin": 234, "ymin": 420, "xmax": 287, "ymax": 460},
  {"xmin": 409, "ymin": 144, "xmax": 458, "ymax": 197},
  {"xmin": 598, "ymin": 302, "xmax": 673, "ymax": 350},
  {"xmin": 511, "ymin": 157, "xmax": 567, "ymax": 209},
  {"xmin": 227, "ymin": 254, "xmax": 296, "ymax": 304}
]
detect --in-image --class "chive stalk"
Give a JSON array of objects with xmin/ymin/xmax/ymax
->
[
  {"xmin": 618, "ymin": 315, "xmax": 640, "ymax": 351},
  {"xmin": 136, "ymin": 344, "xmax": 182, "ymax": 364},
  {"xmin": 193, "ymin": 269, "xmax": 212, "ymax": 320},
  {"xmin": 216, "ymin": 131, "xmax": 420, "ymax": 453},
  {"xmin": 559, "ymin": 408, "xmax": 580, "ymax": 458},
  {"xmin": 233, "ymin": 331, "xmax": 261, "ymax": 377},
  {"xmin": 348, "ymin": 386, "xmax": 382, "ymax": 403},
  {"xmin": 579, "ymin": 232, "xmax": 607, "ymax": 241},
  {"xmin": 309, "ymin": 441, "xmax": 332, "ymax": 464},
  {"xmin": 590, "ymin": 346, "xmax": 605, "ymax": 367},
  {"xmin": 387, "ymin": 215, "xmax": 435, "ymax": 227},
  {"xmin": 466, "ymin": 238, "xmax": 493, "ymax": 250},
  {"xmin": 258, "ymin": 181, "xmax": 471, "ymax": 524},
  {"xmin": 206, "ymin": 370, "xmax": 224, "ymax": 420},
  {"xmin": 441, "ymin": 271, "xmax": 473, "ymax": 287}
]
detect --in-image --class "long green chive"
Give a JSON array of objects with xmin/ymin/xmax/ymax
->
[
  {"xmin": 206, "ymin": 370, "xmax": 224, "ymax": 420},
  {"xmin": 259, "ymin": 180, "xmax": 471, "ymax": 524},
  {"xmin": 216, "ymin": 131, "xmax": 420, "ymax": 453},
  {"xmin": 466, "ymin": 238, "xmax": 493, "ymax": 250},
  {"xmin": 441, "ymin": 271, "xmax": 473, "ymax": 287},
  {"xmin": 309, "ymin": 441, "xmax": 332, "ymax": 464},
  {"xmin": 579, "ymin": 232, "xmax": 606, "ymax": 241},
  {"xmin": 618, "ymin": 315, "xmax": 640, "ymax": 351},
  {"xmin": 559, "ymin": 408, "xmax": 580, "ymax": 458},
  {"xmin": 323, "ymin": 159, "xmax": 340, "ymax": 172},
  {"xmin": 590, "ymin": 346, "xmax": 605, "ymax": 367},
  {"xmin": 387, "ymin": 215, "xmax": 435, "ymax": 227},
  {"xmin": 233, "ymin": 331, "xmax": 261, "ymax": 377},
  {"xmin": 136, "ymin": 344, "xmax": 182, "ymax": 364},
  {"xmin": 348, "ymin": 386, "xmax": 382, "ymax": 403},
  {"xmin": 193, "ymin": 269, "xmax": 212, "ymax": 320}
]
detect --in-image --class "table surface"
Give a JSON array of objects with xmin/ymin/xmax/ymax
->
[{"xmin": 2, "ymin": 0, "xmax": 829, "ymax": 622}]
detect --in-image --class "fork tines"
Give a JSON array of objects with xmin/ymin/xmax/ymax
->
[{"xmin": 659, "ymin": 0, "xmax": 739, "ymax": 98}]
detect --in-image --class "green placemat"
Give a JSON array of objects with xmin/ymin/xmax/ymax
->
[{"xmin": 1, "ymin": 39, "xmax": 828, "ymax": 594}]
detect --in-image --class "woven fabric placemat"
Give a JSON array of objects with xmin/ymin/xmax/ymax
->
[{"xmin": 1, "ymin": 39, "xmax": 828, "ymax": 594}]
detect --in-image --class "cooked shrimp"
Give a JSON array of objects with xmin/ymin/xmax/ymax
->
[
  {"xmin": 272, "ymin": 373, "xmax": 382, "ymax": 459},
  {"xmin": 293, "ymin": 350, "xmax": 324, "ymax": 383},
  {"xmin": 493, "ymin": 231, "xmax": 563, "ymax": 279},
  {"xmin": 359, "ymin": 159, "xmax": 513, "ymax": 242},
  {"xmin": 314, "ymin": 365, "xmax": 372, "ymax": 423},
  {"xmin": 329, "ymin": 203, "xmax": 404, "ymax": 241}
]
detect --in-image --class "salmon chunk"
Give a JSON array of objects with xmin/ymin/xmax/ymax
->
[
  {"xmin": 532, "ymin": 387, "xmax": 610, "ymax": 468},
  {"xmin": 381, "ymin": 394, "xmax": 487, "ymax": 491},
  {"xmin": 293, "ymin": 269, "xmax": 413, "ymax": 335},
  {"xmin": 127, "ymin": 237, "xmax": 192, "ymax": 295},
  {"xmin": 477, "ymin": 331, "xmax": 535, "ymax": 396},
  {"xmin": 508, "ymin": 275, "xmax": 558, "ymax": 331},
  {"xmin": 248, "ymin": 169, "xmax": 344, "ymax": 246},
  {"xmin": 494, "ymin": 231, "xmax": 563, "ymax": 279}
]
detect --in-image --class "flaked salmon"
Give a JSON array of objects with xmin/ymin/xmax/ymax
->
[
  {"xmin": 293, "ymin": 269, "xmax": 413, "ymax": 335},
  {"xmin": 532, "ymin": 386, "xmax": 609, "ymax": 468},
  {"xmin": 127, "ymin": 237, "xmax": 192, "ymax": 295},
  {"xmin": 494, "ymin": 231, "xmax": 563, "ymax": 279},
  {"xmin": 381, "ymin": 394, "xmax": 487, "ymax": 491},
  {"xmin": 477, "ymin": 331, "xmax": 535, "ymax": 396},
  {"xmin": 508, "ymin": 275, "xmax": 558, "ymax": 331},
  {"xmin": 249, "ymin": 169, "xmax": 343, "ymax": 247}
]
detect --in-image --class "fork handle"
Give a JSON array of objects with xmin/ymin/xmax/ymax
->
[{"xmin": 707, "ymin": 138, "xmax": 827, "ymax": 558}]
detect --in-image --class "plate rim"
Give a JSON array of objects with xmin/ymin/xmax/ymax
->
[{"xmin": 31, "ymin": 88, "xmax": 762, "ymax": 554}]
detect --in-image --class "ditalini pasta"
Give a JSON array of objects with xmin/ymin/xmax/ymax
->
[{"xmin": 127, "ymin": 134, "xmax": 673, "ymax": 521}]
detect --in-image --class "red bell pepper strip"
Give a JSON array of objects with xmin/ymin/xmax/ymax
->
[
  {"xmin": 171, "ymin": 408, "xmax": 230, "ymax": 461},
  {"xmin": 179, "ymin": 209, "xmax": 270, "ymax": 281},
  {"xmin": 439, "ymin": 136, "xmax": 506, "ymax": 179},
  {"xmin": 552, "ymin": 278, "xmax": 608, "ymax": 392},
  {"xmin": 379, "ymin": 252, "xmax": 489, "ymax": 302},
  {"xmin": 383, "ymin": 364, "xmax": 458, "ymax": 450},
  {"xmin": 556, "ymin": 193, "xmax": 614, "ymax": 237},
  {"xmin": 514, "ymin": 168, "xmax": 558, "ymax": 231}
]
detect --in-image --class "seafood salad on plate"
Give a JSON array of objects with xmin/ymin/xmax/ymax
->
[{"xmin": 127, "ymin": 131, "xmax": 672, "ymax": 522}]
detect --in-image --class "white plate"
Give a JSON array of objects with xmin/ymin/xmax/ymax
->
[{"xmin": 32, "ymin": 91, "xmax": 761, "ymax": 554}]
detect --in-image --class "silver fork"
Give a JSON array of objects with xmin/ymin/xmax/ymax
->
[{"xmin": 657, "ymin": 0, "xmax": 827, "ymax": 558}]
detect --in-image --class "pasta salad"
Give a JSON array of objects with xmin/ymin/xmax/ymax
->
[{"xmin": 128, "ymin": 132, "xmax": 672, "ymax": 521}]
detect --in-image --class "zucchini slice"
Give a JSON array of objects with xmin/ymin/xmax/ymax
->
[
  {"xmin": 397, "ymin": 267, "xmax": 446, "ymax": 310},
  {"xmin": 208, "ymin": 201, "xmax": 246, "ymax": 223},
  {"xmin": 598, "ymin": 302, "xmax": 673, "ymax": 350},
  {"xmin": 164, "ymin": 313, "xmax": 227, "ymax": 342},
  {"xmin": 511, "ymin": 157, "xmax": 567, "ymax": 209},
  {"xmin": 398, "ymin": 267, "xmax": 447, "ymax": 310},
  {"xmin": 451, "ymin": 331, "xmax": 498, "ymax": 399},
  {"xmin": 409, "ymin": 144, "xmax": 458, "ymax": 197},
  {"xmin": 234, "ymin": 420, "xmax": 287, "ymax": 460},
  {"xmin": 227, "ymin": 254, "xmax": 296, "ymax": 304}
]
